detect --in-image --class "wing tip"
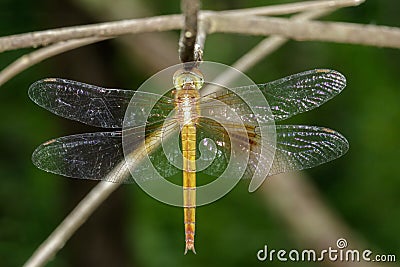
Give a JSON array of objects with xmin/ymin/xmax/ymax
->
[
  {"xmin": 317, "ymin": 69, "xmax": 347, "ymax": 90},
  {"xmin": 321, "ymin": 126, "xmax": 350, "ymax": 155},
  {"xmin": 31, "ymin": 145, "xmax": 55, "ymax": 176},
  {"xmin": 28, "ymin": 78, "xmax": 59, "ymax": 103}
]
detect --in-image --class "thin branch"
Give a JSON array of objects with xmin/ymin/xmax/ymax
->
[
  {"xmin": 179, "ymin": 0, "xmax": 200, "ymax": 63},
  {"xmin": 2, "ymin": 2, "xmax": 397, "ymax": 57},
  {"xmin": 0, "ymin": 15, "xmax": 183, "ymax": 53},
  {"xmin": 213, "ymin": 0, "xmax": 365, "ymax": 74},
  {"xmin": 208, "ymin": 14, "xmax": 400, "ymax": 49},
  {"xmin": 0, "ymin": 37, "xmax": 106, "ymax": 87},
  {"xmin": 0, "ymin": 0, "xmax": 365, "ymax": 53},
  {"xmin": 201, "ymin": 6, "xmax": 339, "ymax": 94},
  {"xmin": 5, "ymin": 4, "xmax": 392, "ymax": 87},
  {"xmin": 1, "ymin": 3, "xmax": 354, "ymax": 87},
  {"xmin": 218, "ymin": 0, "xmax": 364, "ymax": 16},
  {"xmin": 230, "ymin": 8, "xmax": 336, "ymax": 82}
]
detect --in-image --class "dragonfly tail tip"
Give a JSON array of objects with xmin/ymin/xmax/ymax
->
[{"xmin": 184, "ymin": 243, "xmax": 196, "ymax": 254}]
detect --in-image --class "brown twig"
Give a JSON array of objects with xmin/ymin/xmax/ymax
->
[
  {"xmin": 0, "ymin": 0, "xmax": 368, "ymax": 54},
  {"xmin": 179, "ymin": 0, "xmax": 200, "ymax": 63},
  {"xmin": 205, "ymin": 8, "xmax": 336, "ymax": 91},
  {"xmin": 0, "ymin": 37, "xmax": 106, "ymax": 87},
  {"xmin": 232, "ymin": 8, "xmax": 336, "ymax": 71},
  {"xmin": 218, "ymin": 0, "xmax": 364, "ymax": 16},
  {"xmin": 0, "ymin": 15, "xmax": 183, "ymax": 53},
  {"xmin": 210, "ymin": 0, "xmax": 365, "ymax": 73},
  {"xmin": 207, "ymin": 14, "xmax": 400, "ymax": 49}
]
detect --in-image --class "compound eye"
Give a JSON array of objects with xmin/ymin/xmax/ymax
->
[
  {"xmin": 192, "ymin": 73, "xmax": 204, "ymax": 90},
  {"xmin": 173, "ymin": 75, "xmax": 184, "ymax": 90},
  {"xmin": 173, "ymin": 68, "xmax": 204, "ymax": 90},
  {"xmin": 189, "ymin": 68, "xmax": 204, "ymax": 89}
]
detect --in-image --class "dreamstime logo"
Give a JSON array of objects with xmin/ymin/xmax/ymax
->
[
  {"xmin": 336, "ymin": 238, "xmax": 348, "ymax": 249},
  {"xmin": 257, "ymin": 238, "xmax": 396, "ymax": 263},
  {"xmin": 121, "ymin": 61, "xmax": 276, "ymax": 207}
]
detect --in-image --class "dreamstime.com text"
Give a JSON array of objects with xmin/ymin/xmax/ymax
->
[{"xmin": 257, "ymin": 238, "xmax": 396, "ymax": 263}]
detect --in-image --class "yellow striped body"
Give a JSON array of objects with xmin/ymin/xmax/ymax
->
[
  {"xmin": 182, "ymin": 124, "xmax": 197, "ymax": 253},
  {"xmin": 173, "ymin": 67, "xmax": 203, "ymax": 254}
]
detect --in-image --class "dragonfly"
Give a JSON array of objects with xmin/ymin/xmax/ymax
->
[{"xmin": 29, "ymin": 66, "xmax": 348, "ymax": 254}]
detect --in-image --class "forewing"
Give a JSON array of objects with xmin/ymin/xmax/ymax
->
[
  {"xmin": 29, "ymin": 78, "xmax": 174, "ymax": 128},
  {"xmin": 200, "ymin": 86, "xmax": 274, "ymax": 124},
  {"xmin": 199, "ymin": 69, "xmax": 345, "ymax": 124},
  {"xmin": 259, "ymin": 69, "xmax": 346, "ymax": 121}
]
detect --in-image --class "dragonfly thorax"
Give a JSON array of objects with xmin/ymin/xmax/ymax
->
[
  {"xmin": 175, "ymin": 90, "xmax": 200, "ymax": 126},
  {"xmin": 173, "ymin": 68, "xmax": 203, "ymax": 125}
]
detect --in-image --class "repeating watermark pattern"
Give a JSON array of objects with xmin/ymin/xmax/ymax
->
[
  {"xmin": 122, "ymin": 61, "xmax": 275, "ymax": 207},
  {"xmin": 257, "ymin": 238, "xmax": 396, "ymax": 263}
]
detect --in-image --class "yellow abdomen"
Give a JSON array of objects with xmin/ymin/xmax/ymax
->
[{"xmin": 182, "ymin": 123, "xmax": 197, "ymax": 254}]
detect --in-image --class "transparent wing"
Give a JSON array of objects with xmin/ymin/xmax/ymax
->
[
  {"xmin": 200, "ymin": 69, "xmax": 346, "ymax": 122},
  {"xmin": 200, "ymin": 86, "xmax": 274, "ymax": 124},
  {"xmin": 198, "ymin": 90, "xmax": 275, "ymax": 181},
  {"xmin": 195, "ymin": 123, "xmax": 348, "ymax": 178},
  {"xmin": 28, "ymin": 78, "xmax": 174, "ymax": 128},
  {"xmin": 32, "ymin": 131, "xmax": 125, "ymax": 180},
  {"xmin": 32, "ymin": 120, "xmax": 181, "ymax": 182},
  {"xmin": 260, "ymin": 69, "xmax": 346, "ymax": 121},
  {"xmin": 269, "ymin": 125, "xmax": 349, "ymax": 176},
  {"xmin": 196, "ymin": 118, "xmax": 275, "ymax": 180}
]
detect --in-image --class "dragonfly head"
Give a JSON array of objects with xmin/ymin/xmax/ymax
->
[{"xmin": 173, "ymin": 68, "xmax": 204, "ymax": 91}]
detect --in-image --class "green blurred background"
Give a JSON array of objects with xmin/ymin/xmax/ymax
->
[{"xmin": 0, "ymin": 0, "xmax": 399, "ymax": 266}]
